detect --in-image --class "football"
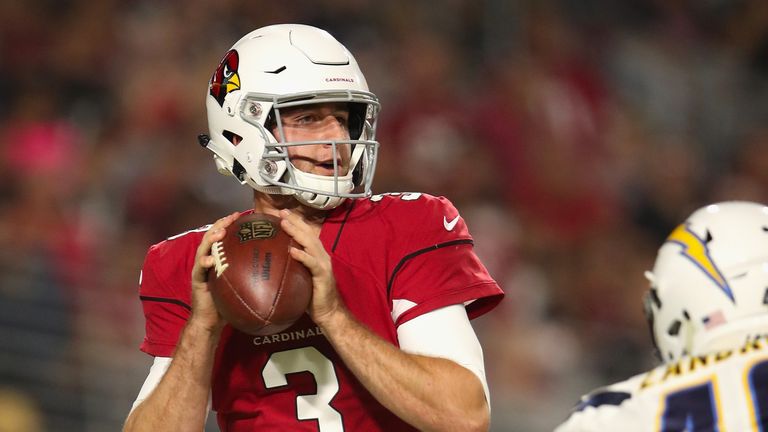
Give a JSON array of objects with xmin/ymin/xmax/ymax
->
[{"xmin": 208, "ymin": 212, "xmax": 313, "ymax": 335}]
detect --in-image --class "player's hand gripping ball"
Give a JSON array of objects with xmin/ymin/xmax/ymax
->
[{"xmin": 208, "ymin": 213, "xmax": 312, "ymax": 335}]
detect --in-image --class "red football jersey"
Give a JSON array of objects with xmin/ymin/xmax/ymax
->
[{"xmin": 138, "ymin": 193, "xmax": 504, "ymax": 431}]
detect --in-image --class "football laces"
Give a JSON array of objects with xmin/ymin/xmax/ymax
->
[{"xmin": 211, "ymin": 241, "xmax": 229, "ymax": 277}]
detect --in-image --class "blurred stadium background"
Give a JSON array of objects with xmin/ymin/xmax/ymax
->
[{"xmin": 2, "ymin": 0, "xmax": 768, "ymax": 430}]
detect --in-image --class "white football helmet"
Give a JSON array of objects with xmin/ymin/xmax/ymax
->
[
  {"xmin": 644, "ymin": 201, "xmax": 768, "ymax": 362},
  {"xmin": 201, "ymin": 24, "xmax": 380, "ymax": 209}
]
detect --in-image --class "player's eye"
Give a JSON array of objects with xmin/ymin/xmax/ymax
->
[
  {"xmin": 297, "ymin": 115, "xmax": 316, "ymax": 124},
  {"xmin": 282, "ymin": 112, "xmax": 314, "ymax": 126},
  {"xmin": 335, "ymin": 115, "xmax": 349, "ymax": 128}
]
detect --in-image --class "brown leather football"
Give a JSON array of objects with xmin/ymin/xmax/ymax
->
[{"xmin": 207, "ymin": 212, "xmax": 312, "ymax": 335}]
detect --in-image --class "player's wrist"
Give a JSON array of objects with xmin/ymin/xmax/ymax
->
[
  {"xmin": 313, "ymin": 303, "xmax": 353, "ymax": 333},
  {"xmin": 187, "ymin": 313, "xmax": 226, "ymax": 337}
]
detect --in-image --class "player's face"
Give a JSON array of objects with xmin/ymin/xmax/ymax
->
[{"xmin": 275, "ymin": 102, "xmax": 352, "ymax": 177}]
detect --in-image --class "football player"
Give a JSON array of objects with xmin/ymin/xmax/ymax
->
[
  {"xmin": 555, "ymin": 201, "xmax": 768, "ymax": 431},
  {"xmin": 123, "ymin": 24, "xmax": 504, "ymax": 432}
]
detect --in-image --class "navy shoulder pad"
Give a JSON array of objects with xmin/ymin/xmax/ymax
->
[{"xmin": 575, "ymin": 390, "xmax": 631, "ymax": 412}]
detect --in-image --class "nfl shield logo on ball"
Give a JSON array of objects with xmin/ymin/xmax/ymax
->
[{"xmin": 238, "ymin": 220, "xmax": 277, "ymax": 242}]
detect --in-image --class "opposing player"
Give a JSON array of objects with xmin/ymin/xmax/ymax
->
[
  {"xmin": 555, "ymin": 201, "xmax": 768, "ymax": 431},
  {"xmin": 123, "ymin": 24, "xmax": 504, "ymax": 432}
]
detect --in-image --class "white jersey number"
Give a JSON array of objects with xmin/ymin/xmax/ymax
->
[
  {"xmin": 262, "ymin": 347, "xmax": 344, "ymax": 431},
  {"xmin": 370, "ymin": 192, "xmax": 423, "ymax": 202},
  {"xmin": 660, "ymin": 358, "xmax": 768, "ymax": 429}
]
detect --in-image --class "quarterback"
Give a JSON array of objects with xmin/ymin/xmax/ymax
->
[
  {"xmin": 123, "ymin": 24, "xmax": 504, "ymax": 432},
  {"xmin": 556, "ymin": 201, "xmax": 768, "ymax": 431}
]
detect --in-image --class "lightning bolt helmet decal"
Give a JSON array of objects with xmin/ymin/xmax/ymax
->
[{"xmin": 666, "ymin": 223, "xmax": 734, "ymax": 302}]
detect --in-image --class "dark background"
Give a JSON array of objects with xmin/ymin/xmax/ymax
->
[{"xmin": 2, "ymin": 0, "xmax": 768, "ymax": 430}]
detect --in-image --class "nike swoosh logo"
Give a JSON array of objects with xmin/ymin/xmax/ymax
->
[{"xmin": 443, "ymin": 215, "xmax": 460, "ymax": 231}]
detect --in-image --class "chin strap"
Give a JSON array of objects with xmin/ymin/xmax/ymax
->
[
  {"xmin": 294, "ymin": 191, "xmax": 347, "ymax": 210},
  {"xmin": 286, "ymin": 162, "xmax": 355, "ymax": 210}
]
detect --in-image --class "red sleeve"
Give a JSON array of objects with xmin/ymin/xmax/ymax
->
[
  {"xmin": 385, "ymin": 194, "xmax": 504, "ymax": 326},
  {"xmin": 138, "ymin": 231, "xmax": 202, "ymax": 357}
]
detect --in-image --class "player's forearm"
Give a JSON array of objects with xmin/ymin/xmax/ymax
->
[
  {"xmin": 317, "ymin": 307, "xmax": 489, "ymax": 432},
  {"xmin": 123, "ymin": 320, "xmax": 220, "ymax": 432}
]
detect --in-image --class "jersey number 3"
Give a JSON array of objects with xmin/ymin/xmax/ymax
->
[{"xmin": 262, "ymin": 347, "xmax": 345, "ymax": 431}]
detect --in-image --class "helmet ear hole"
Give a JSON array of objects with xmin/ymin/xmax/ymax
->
[
  {"xmin": 643, "ymin": 292, "xmax": 662, "ymax": 361},
  {"xmin": 667, "ymin": 320, "xmax": 682, "ymax": 336},
  {"xmin": 648, "ymin": 289, "xmax": 662, "ymax": 309},
  {"xmin": 348, "ymin": 102, "xmax": 366, "ymax": 140},
  {"xmin": 352, "ymin": 160, "xmax": 362, "ymax": 186},
  {"xmin": 232, "ymin": 160, "xmax": 246, "ymax": 181},
  {"xmin": 223, "ymin": 130, "xmax": 242, "ymax": 145},
  {"xmin": 264, "ymin": 111, "xmax": 277, "ymax": 136}
]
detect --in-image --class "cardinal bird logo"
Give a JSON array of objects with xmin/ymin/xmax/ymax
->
[{"xmin": 210, "ymin": 49, "xmax": 241, "ymax": 107}]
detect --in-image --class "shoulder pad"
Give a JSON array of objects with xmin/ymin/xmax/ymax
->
[{"xmin": 575, "ymin": 390, "xmax": 632, "ymax": 412}]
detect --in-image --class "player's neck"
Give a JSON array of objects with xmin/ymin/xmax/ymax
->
[{"xmin": 252, "ymin": 192, "xmax": 326, "ymax": 226}]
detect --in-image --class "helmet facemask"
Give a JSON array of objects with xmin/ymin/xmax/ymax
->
[{"xmin": 242, "ymin": 92, "xmax": 379, "ymax": 209}]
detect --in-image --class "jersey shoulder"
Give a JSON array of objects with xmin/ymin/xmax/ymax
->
[
  {"xmin": 140, "ymin": 224, "xmax": 210, "ymax": 298},
  {"xmin": 364, "ymin": 192, "xmax": 457, "ymax": 217},
  {"xmin": 555, "ymin": 373, "xmax": 649, "ymax": 432},
  {"xmin": 572, "ymin": 373, "xmax": 644, "ymax": 412},
  {"xmin": 354, "ymin": 192, "xmax": 470, "ymax": 243}
]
